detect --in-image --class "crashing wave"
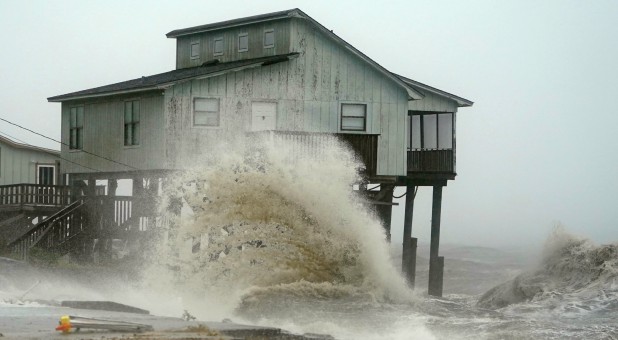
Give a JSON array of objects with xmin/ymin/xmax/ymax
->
[
  {"xmin": 143, "ymin": 136, "xmax": 414, "ymax": 320},
  {"xmin": 477, "ymin": 227, "xmax": 618, "ymax": 311}
]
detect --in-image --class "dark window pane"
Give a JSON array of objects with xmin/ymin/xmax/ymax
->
[{"xmin": 411, "ymin": 115, "xmax": 421, "ymax": 149}]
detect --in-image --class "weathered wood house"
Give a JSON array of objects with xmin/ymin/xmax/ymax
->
[
  {"xmin": 0, "ymin": 135, "xmax": 66, "ymax": 252},
  {"xmin": 20, "ymin": 9, "xmax": 472, "ymax": 294},
  {"xmin": 0, "ymin": 135, "xmax": 60, "ymax": 186}
]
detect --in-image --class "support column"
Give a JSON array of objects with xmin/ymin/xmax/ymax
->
[
  {"xmin": 401, "ymin": 184, "xmax": 417, "ymax": 288},
  {"xmin": 428, "ymin": 185, "xmax": 444, "ymax": 297},
  {"xmin": 375, "ymin": 184, "xmax": 394, "ymax": 242}
]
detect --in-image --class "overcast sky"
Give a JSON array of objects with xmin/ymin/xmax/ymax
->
[{"xmin": 1, "ymin": 0, "xmax": 616, "ymax": 250}]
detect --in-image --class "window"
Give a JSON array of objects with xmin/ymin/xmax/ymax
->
[
  {"xmin": 214, "ymin": 37, "xmax": 223, "ymax": 56},
  {"xmin": 124, "ymin": 100, "xmax": 140, "ymax": 146},
  {"xmin": 264, "ymin": 29, "xmax": 274, "ymax": 48},
  {"xmin": 190, "ymin": 41, "xmax": 200, "ymax": 59},
  {"xmin": 69, "ymin": 106, "xmax": 84, "ymax": 150},
  {"xmin": 37, "ymin": 165, "xmax": 55, "ymax": 185},
  {"xmin": 341, "ymin": 104, "xmax": 367, "ymax": 131},
  {"xmin": 193, "ymin": 98, "xmax": 220, "ymax": 127},
  {"xmin": 238, "ymin": 33, "xmax": 248, "ymax": 52},
  {"xmin": 409, "ymin": 112, "xmax": 453, "ymax": 150}
]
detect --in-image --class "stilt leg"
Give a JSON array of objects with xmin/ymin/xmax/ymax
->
[
  {"xmin": 402, "ymin": 184, "xmax": 417, "ymax": 287},
  {"xmin": 428, "ymin": 185, "xmax": 444, "ymax": 297}
]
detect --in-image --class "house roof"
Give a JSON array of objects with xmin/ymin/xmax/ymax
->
[
  {"xmin": 48, "ymin": 53, "xmax": 299, "ymax": 102},
  {"xmin": 394, "ymin": 74, "xmax": 474, "ymax": 107},
  {"xmin": 166, "ymin": 8, "xmax": 425, "ymax": 101},
  {"xmin": 0, "ymin": 134, "xmax": 59, "ymax": 156},
  {"xmin": 166, "ymin": 9, "xmax": 297, "ymax": 38}
]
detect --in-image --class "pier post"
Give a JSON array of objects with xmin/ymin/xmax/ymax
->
[
  {"xmin": 375, "ymin": 184, "xmax": 394, "ymax": 242},
  {"xmin": 402, "ymin": 184, "xmax": 417, "ymax": 287},
  {"xmin": 428, "ymin": 185, "xmax": 444, "ymax": 297}
]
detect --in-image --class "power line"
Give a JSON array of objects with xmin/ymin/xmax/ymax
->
[
  {"xmin": 0, "ymin": 129, "xmax": 102, "ymax": 172},
  {"xmin": 0, "ymin": 117, "xmax": 139, "ymax": 170}
]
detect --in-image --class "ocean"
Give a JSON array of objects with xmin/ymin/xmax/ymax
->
[{"xmin": 1, "ymin": 137, "xmax": 617, "ymax": 339}]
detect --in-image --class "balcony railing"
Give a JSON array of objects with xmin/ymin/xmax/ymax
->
[
  {"xmin": 0, "ymin": 184, "xmax": 71, "ymax": 207},
  {"xmin": 407, "ymin": 150, "xmax": 454, "ymax": 173},
  {"xmin": 248, "ymin": 131, "xmax": 379, "ymax": 177}
]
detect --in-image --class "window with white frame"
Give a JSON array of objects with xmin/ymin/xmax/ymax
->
[
  {"xmin": 193, "ymin": 98, "xmax": 220, "ymax": 127},
  {"xmin": 340, "ymin": 104, "xmax": 367, "ymax": 131},
  {"xmin": 190, "ymin": 41, "xmax": 200, "ymax": 59},
  {"xmin": 214, "ymin": 37, "xmax": 223, "ymax": 56},
  {"xmin": 124, "ymin": 100, "xmax": 140, "ymax": 146},
  {"xmin": 264, "ymin": 29, "xmax": 274, "ymax": 48},
  {"xmin": 69, "ymin": 106, "xmax": 84, "ymax": 150},
  {"xmin": 238, "ymin": 33, "xmax": 248, "ymax": 52}
]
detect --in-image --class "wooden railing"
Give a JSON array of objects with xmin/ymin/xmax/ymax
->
[
  {"xmin": 408, "ymin": 150, "xmax": 454, "ymax": 173},
  {"xmin": 248, "ymin": 131, "xmax": 379, "ymax": 177},
  {"xmin": 8, "ymin": 195, "xmax": 162, "ymax": 259},
  {"xmin": 0, "ymin": 184, "xmax": 70, "ymax": 207},
  {"xmin": 9, "ymin": 200, "xmax": 85, "ymax": 259}
]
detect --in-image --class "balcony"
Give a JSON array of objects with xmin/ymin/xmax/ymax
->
[
  {"xmin": 407, "ymin": 149, "xmax": 455, "ymax": 180},
  {"xmin": 247, "ymin": 131, "xmax": 378, "ymax": 177}
]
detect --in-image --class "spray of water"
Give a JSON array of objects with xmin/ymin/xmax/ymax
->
[{"xmin": 143, "ymin": 134, "xmax": 416, "ymax": 322}]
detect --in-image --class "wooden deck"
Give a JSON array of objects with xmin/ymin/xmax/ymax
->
[{"xmin": 0, "ymin": 184, "xmax": 71, "ymax": 211}]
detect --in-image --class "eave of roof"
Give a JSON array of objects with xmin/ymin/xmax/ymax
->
[
  {"xmin": 0, "ymin": 134, "xmax": 60, "ymax": 155},
  {"xmin": 166, "ymin": 9, "xmax": 424, "ymax": 101},
  {"xmin": 166, "ymin": 9, "xmax": 299, "ymax": 38},
  {"xmin": 48, "ymin": 53, "xmax": 299, "ymax": 102},
  {"xmin": 394, "ymin": 73, "xmax": 474, "ymax": 107}
]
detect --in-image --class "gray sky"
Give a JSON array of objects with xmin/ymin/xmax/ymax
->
[{"xmin": 1, "ymin": 0, "xmax": 617, "ymax": 249}]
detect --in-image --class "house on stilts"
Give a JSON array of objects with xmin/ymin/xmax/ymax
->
[{"xmin": 7, "ymin": 9, "xmax": 472, "ymax": 296}]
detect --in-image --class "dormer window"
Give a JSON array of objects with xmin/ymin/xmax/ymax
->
[
  {"xmin": 214, "ymin": 37, "xmax": 223, "ymax": 56},
  {"xmin": 264, "ymin": 29, "xmax": 274, "ymax": 48},
  {"xmin": 190, "ymin": 41, "xmax": 200, "ymax": 59},
  {"xmin": 238, "ymin": 33, "xmax": 248, "ymax": 52}
]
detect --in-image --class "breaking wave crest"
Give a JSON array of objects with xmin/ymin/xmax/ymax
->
[
  {"xmin": 478, "ymin": 226, "xmax": 618, "ymax": 315},
  {"xmin": 144, "ymin": 136, "xmax": 413, "ymax": 320}
]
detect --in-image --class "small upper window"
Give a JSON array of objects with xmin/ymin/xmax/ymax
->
[
  {"xmin": 124, "ymin": 100, "xmax": 140, "ymax": 146},
  {"xmin": 194, "ymin": 98, "xmax": 220, "ymax": 127},
  {"xmin": 341, "ymin": 104, "xmax": 366, "ymax": 131},
  {"xmin": 264, "ymin": 29, "xmax": 274, "ymax": 48},
  {"xmin": 190, "ymin": 41, "xmax": 200, "ymax": 59},
  {"xmin": 238, "ymin": 33, "xmax": 248, "ymax": 52},
  {"xmin": 214, "ymin": 37, "xmax": 223, "ymax": 56},
  {"xmin": 69, "ymin": 106, "xmax": 84, "ymax": 150}
]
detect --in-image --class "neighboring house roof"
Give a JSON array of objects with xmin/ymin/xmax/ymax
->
[
  {"xmin": 48, "ymin": 53, "xmax": 299, "ymax": 102},
  {"xmin": 166, "ymin": 8, "xmax": 425, "ymax": 101},
  {"xmin": 0, "ymin": 134, "xmax": 60, "ymax": 156},
  {"xmin": 394, "ymin": 73, "xmax": 474, "ymax": 107}
]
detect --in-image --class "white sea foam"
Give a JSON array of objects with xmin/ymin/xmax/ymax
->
[{"xmin": 141, "ymin": 134, "xmax": 424, "ymax": 334}]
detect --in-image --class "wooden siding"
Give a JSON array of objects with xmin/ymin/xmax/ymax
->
[
  {"xmin": 290, "ymin": 18, "xmax": 409, "ymax": 176},
  {"xmin": 60, "ymin": 92, "xmax": 166, "ymax": 174},
  {"xmin": 0, "ymin": 142, "xmax": 59, "ymax": 186},
  {"xmin": 164, "ymin": 17, "xmax": 410, "ymax": 176},
  {"xmin": 408, "ymin": 90, "xmax": 458, "ymax": 112},
  {"xmin": 176, "ymin": 20, "xmax": 292, "ymax": 69}
]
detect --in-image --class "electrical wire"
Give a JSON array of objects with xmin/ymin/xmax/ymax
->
[{"xmin": 0, "ymin": 117, "xmax": 139, "ymax": 170}]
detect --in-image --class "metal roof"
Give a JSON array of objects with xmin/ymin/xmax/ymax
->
[
  {"xmin": 48, "ymin": 53, "xmax": 299, "ymax": 102},
  {"xmin": 0, "ymin": 134, "xmax": 59, "ymax": 155},
  {"xmin": 166, "ymin": 9, "xmax": 299, "ymax": 38}
]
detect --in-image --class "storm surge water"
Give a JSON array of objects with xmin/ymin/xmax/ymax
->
[
  {"xmin": 142, "ymin": 135, "xmax": 436, "ymax": 339},
  {"xmin": 479, "ymin": 227, "xmax": 618, "ymax": 314}
]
